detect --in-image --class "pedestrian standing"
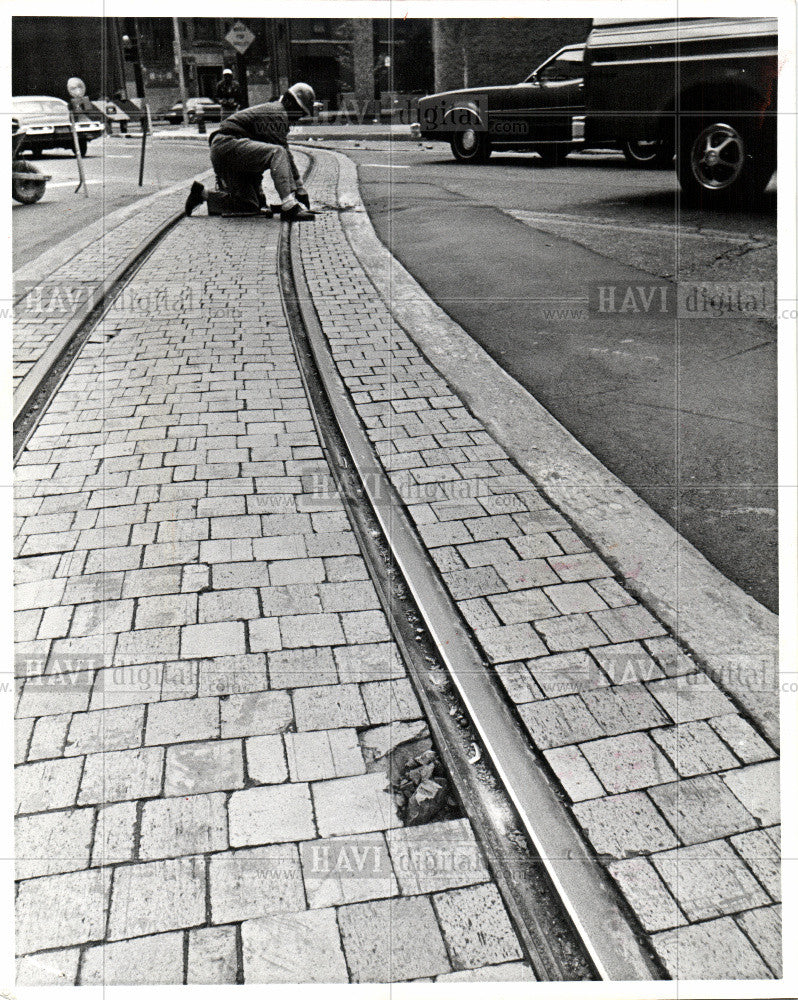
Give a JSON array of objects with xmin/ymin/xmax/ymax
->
[
  {"xmin": 185, "ymin": 83, "xmax": 317, "ymax": 221},
  {"xmin": 215, "ymin": 68, "xmax": 242, "ymax": 119}
]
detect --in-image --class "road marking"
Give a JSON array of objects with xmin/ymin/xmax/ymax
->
[
  {"xmin": 360, "ymin": 162, "xmax": 410, "ymax": 169},
  {"xmin": 104, "ymin": 154, "xmax": 133, "ymax": 159}
]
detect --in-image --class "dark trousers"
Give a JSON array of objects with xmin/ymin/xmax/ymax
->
[{"xmin": 208, "ymin": 134, "xmax": 294, "ymax": 216}]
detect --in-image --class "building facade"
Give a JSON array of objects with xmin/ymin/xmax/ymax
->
[{"xmin": 13, "ymin": 17, "xmax": 591, "ymax": 118}]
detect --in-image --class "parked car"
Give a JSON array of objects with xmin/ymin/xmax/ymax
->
[
  {"xmin": 415, "ymin": 43, "xmax": 656, "ymax": 166},
  {"xmin": 584, "ymin": 17, "xmax": 778, "ymax": 202},
  {"xmin": 162, "ymin": 97, "xmax": 223, "ymax": 124},
  {"xmin": 11, "ymin": 96, "xmax": 104, "ymax": 156}
]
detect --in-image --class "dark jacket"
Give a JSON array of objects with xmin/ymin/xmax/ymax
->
[
  {"xmin": 215, "ymin": 101, "xmax": 290, "ymax": 146},
  {"xmin": 215, "ymin": 78, "xmax": 241, "ymax": 106}
]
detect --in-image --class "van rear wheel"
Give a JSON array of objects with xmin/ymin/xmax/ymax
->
[{"xmin": 676, "ymin": 116, "xmax": 774, "ymax": 205}]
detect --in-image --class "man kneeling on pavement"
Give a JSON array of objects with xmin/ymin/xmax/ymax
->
[{"xmin": 185, "ymin": 82, "xmax": 316, "ymax": 221}]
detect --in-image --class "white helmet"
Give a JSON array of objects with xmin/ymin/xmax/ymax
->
[
  {"xmin": 222, "ymin": 68, "xmax": 233, "ymax": 75},
  {"xmin": 287, "ymin": 82, "xmax": 315, "ymax": 116}
]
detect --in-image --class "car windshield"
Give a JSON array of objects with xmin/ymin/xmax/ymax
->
[
  {"xmin": 13, "ymin": 99, "xmax": 68, "ymax": 117},
  {"xmin": 524, "ymin": 47, "xmax": 584, "ymax": 83}
]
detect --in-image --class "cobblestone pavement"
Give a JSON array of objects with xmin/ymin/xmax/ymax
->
[
  {"xmin": 13, "ymin": 144, "xmax": 781, "ymax": 984},
  {"xmin": 12, "ymin": 171, "xmax": 213, "ymax": 393},
  {"xmin": 296, "ymin": 150, "xmax": 781, "ymax": 980},
  {"xmin": 13, "ymin": 211, "xmax": 533, "ymax": 985}
]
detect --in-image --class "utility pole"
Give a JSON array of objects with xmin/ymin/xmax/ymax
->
[{"xmin": 172, "ymin": 17, "xmax": 189, "ymax": 126}]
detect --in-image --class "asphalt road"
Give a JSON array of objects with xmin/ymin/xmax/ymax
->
[
  {"xmin": 12, "ymin": 135, "xmax": 207, "ymax": 268},
  {"xmin": 339, "ymin": 141, "xmax": 778, "ymax": 611}
]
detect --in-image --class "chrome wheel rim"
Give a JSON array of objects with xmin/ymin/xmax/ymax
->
[
  {"xmin": 690, "ymin": 123, "xmax": 745, "ymax": 190},
  {"xmin": 460, "ymin": 128, "xmax": 478, "ymax": 153},
  {"xmin": 628, "ymin": 139, "xmax": 658, "ymax": 162}
]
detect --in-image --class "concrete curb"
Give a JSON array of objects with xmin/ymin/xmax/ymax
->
[
  {"xmin": 327, "ymin": 148, "xmax": 779, "ymax": 747},
  {"xmin": 146, "ymin": 128, "xmax": 419, "ymax": 145}
]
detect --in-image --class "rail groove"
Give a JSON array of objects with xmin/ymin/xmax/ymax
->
[{"xmin": 278, "ymin": 173, "xmax": 662, "ymax": 981}]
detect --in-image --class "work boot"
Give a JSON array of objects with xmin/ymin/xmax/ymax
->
[
  {"xmin": 281, "ymin": 203, "xmax": 316, "ymax": 222},
  {"xmin": 184, "ymin": 181, "xmax": 205, "ymax": 217}
]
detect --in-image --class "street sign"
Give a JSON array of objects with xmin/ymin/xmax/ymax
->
[{"xmin": 226, "ymin": 21, "xmax": 255, "ymax": 54}]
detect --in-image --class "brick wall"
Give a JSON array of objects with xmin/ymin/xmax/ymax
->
[{"xmin": 432, "ymin": 18, "xmax": 592, "ymax": 93}]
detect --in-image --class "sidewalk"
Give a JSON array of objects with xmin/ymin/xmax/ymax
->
[
  {"xmin": 13, "ymin": 145, "xmax": 781, "ymax": 984},
  {"xmin": 148, "ymin": 122, "xmax": 418, "ymax": 145}
]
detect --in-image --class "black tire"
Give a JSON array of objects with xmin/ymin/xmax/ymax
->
[
  {"xmin": 622, "ymin": 139, "xmax": 673, "ymax": 168},
  {"xmin": 536, "ymin": 146, "xmax": 569, "ymax": 167},
  {"xmin": 676, "ymin": 114, "xmax": 775, "ymax": 206},
  {"xmin": 450, "ymin": 128, "xmax": 491, "ymax": 163},
  {"xmin": 12, "ymin": 160, "xmax": 46, "ymax": 204},
  {"xmin": 77, "ymin": 135, "xmax": 88, "ymax": 158}
]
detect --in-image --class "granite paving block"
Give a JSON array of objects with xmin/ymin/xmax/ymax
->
[
  {"xmin": 651, "ymin": 721, "xmax": 739, "ymax": 777},
  {"xmin": 15, "ymin": 808, "xmax": 95, "ymax": 879},
  {"xmin": 312, "ymin": 772, "xmax": 401, "ymax": 837},
  {"xmin": 145, "ymin": 696, "xmax": 219, "ymax": 745},
  {"xmin": 652, "ymin": 839, "xmax": 769, "ymax": 920},
  {"xmin": 591, "ymin": 641, "xmax": 663, "ymax": 683},
  {"xmin": 188, "ymin": 925, "xmax": 239, "ymax": 984},
  {"xmin": 241, "ymin": 908, "xmax": 348, "ymax": 983},
  {"xmin": 607, "ymin": 857, "xmax": 686, "ymax": 932},
  {"xmin": 300, "ymin": 833, "xmax": 398, "ymax": 907},
  {"xmin": 494, "ymin": 661, "xmax": 543, "ymax": 704},
  {"xmin": 495, "ymin": 558, "xmax": 560, "ymax": 590},
  {"xmin": 14, "ymin": 757, "xmax": 83, "ymax": 813},
  {"xmin": 475, "ymin": 623, "xmax": 547, "ymax": 663},
  {"xmin": 78, "ymin": 746, "xmax": 164, "ymax": 805},
  {"xmin": 293, "ymin": 683, "xmax": 368, "ymax": 731},
  {"xmin": 518, "ymin": 695, "xmax": 605, "ymax": 749},
  {"xmin": 652, "ymin": 918, "xmax": 770, "ymax": 978},
  {"xmin": 709, "ymin": 713, "xmax": 776, "ymax": 764},
  {"xmin": 433, "ymin": 883, "xmax": 523, "ymax": 969},
  {"xmin": 164, "ymin": 739, "xmax": 245, "ymax": 795},
  {"xmin": 591, "ymin": 604, "xmax": 666, "ymax": 643},
  {"xmin": 228, "ymin": 783, "xmax": 315, "ymax": 846},
  {"xmin": 580, "ymin": 732, "xmax": 677, "ymax": 793},
  {"xmin": 209, "ymin": 844, "xmax": 306, "ymax": 923},
  {"xmin": 16, "ymin": 867, "xmax": 108, "ymax": 952},
  {"xmin": 486, "ymin": 588, "xmax": 558, "ymax": 625},
  {"xmin": 543, "ymin": 745, "xmax": 605, "ymax": 802},
  {"xmin": 387, "ymin": 818, "xmax": 491, "ymax": 895},
  {"xmin": 646, "ymin": 675, "xmax": 737, "ymax": 723},
  {"xmin": 16, "ymin": 948, "xmax": 80, "ymax": 986},
  {"xmin": 284, "ymin": 729, "xmax": 365, "ymax": 781},
  {"xmin": 91, "ymin": 801, "xmax": 137, "ymax": 866},
  {"xmin": 736, "ymin": 906, "xmax": 781, "ymax": 975},
  {"xmin": 140, "ymin": 792, "xmax": 228, "ymax": 859},
  {"xmin": 547, "ymin": 553, "xmax": 611, "ymax": 582},
  {"xmin": 526, "ymin": 650, "xmax": 608, "ymax": 697},
  {"xmin": 650, "ymin": 774, "xmax": 758, "ymax": 845},
  {"xmin": 581, "ymin": 683, "xmax": 668, "ymax": 735},
  {"xmin": 730, "ymin": 828, "xmax": 781, "ymax": 900},
  {"xmin": 337, "ymin": 896, "xmax": 451, "ymax": 982},
  {"xmin": 108, "ymin": 856, "xmax": 206, "ymax": 940},
  {"xmin": 268, "ymin": 647, "xmax": 337, "ymax": 688},
  {"xmin": 722, "ymin": 761, "xmax": 780, "ymax": 825},
  {"xmin": 572, "ymin": 791, "xmax": 678, "ymax": 859},
  {"xmin": 220, "ymin": 690, "xmax": 293, "ymax": 737},
  {"xmin": 64, "ymin": 704, "xmax": 145, "ymax": 756},
  {"xmin": 245, "ymin": 734, "xmax": 288, "ymax": 784},
  {"xmin": 334, "ymin": 642, "xmax": 404, "ymax": 683},
  {"xmin": 81, "ymin": 932, "xmax": 184, "ymax": 985}
]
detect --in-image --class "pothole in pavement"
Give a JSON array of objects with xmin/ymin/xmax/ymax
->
[{"xmin": 359, "ymin": 721, "xmax": 463, "ymax": 826}]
